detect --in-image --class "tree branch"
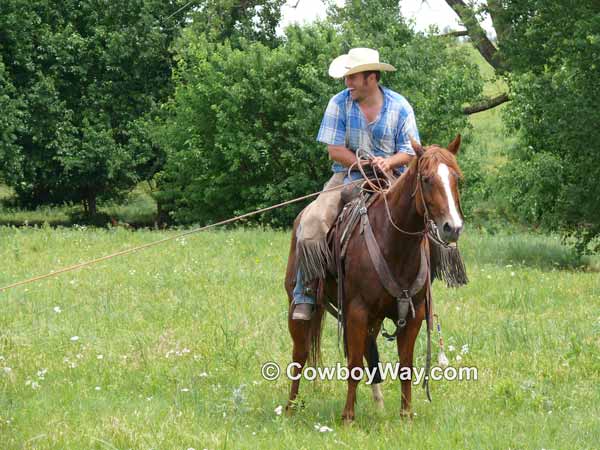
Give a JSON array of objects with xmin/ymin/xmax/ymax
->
[
  {"xmin": 463, "ymin": 93, "xmax": 509, "ymax": 114},
  {"xmin": 444, "ymin": 0, "xmax": 510, "ymax": 73},
  {"xmin": 440, "ymin": 30, "xmax": 469, "ymax": 38}
]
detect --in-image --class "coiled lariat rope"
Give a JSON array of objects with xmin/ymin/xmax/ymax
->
[{"xmin": 0, "ymin": 179, "xmax": 365, "ymax": 294}]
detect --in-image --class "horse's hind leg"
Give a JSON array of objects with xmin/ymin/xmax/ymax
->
[{"xmin": 342, "ymin": 300, "xmax": 368, "ymax": 424}]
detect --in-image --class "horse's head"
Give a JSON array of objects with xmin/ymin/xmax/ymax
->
[{"xmin": 410, "ymin": 135, "xmax": 464, "ymax": 243}]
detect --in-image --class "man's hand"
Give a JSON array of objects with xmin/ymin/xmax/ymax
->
[{"xmin": 371, "ymin": 156, "xmax": 392, "ymax": 175}]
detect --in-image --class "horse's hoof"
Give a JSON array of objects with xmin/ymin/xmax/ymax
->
[
  {"xmin": 342, "ymin": 412, "xmax": 355, "ymax": 426},
  {"xmin": 400, "ymin": 410, "xmax": 414, "ymax": 420}
]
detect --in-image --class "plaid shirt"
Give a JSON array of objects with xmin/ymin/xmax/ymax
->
[{"xmin": 316, "ymin": 86, "xmax": 420, "ymax": 177}]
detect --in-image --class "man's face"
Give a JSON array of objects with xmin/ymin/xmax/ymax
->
[{"xmin": 344, "ymin": 72, "xmax": 373, "ymax": 102}]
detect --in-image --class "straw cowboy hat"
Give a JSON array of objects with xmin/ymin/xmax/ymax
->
[{"xmin": 328, "ymin": 47, "xmax": 396, "ymax": 78}]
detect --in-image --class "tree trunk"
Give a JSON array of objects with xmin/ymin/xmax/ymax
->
[
  {"xmin": 443, "ymin": 0, "xmax": 510, "ymax": 73},
  {"xmin": 87, "ymin": 193, "xmax": 97, "ymax": 216}
]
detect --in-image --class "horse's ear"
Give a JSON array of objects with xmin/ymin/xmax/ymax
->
[
  {"xmin": 410, "ymin": 136, "xmax": 424, "ymax": 158},
  {"xmin": 447, "ymin": 134, "xmax": 461, "ymax": 155}
]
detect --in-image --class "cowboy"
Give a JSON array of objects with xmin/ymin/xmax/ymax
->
[{"xmin": 292, "ymin": 47, "xmax": 421, "ymax": 320}]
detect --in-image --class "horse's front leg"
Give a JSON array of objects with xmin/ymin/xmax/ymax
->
[
  {"xmin": 396, "ymin": 302, "xmax": 424, "ymax": 418},
  {"xmin": 286, "ymin": 311, "xmax": 311, "ymax": 414},
  {"xmin": 342, "ymin": 299, "xmax": 368, "ymax": 424}
]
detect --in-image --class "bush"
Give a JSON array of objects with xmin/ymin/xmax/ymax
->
[{"xmin": 152, "ymin": 2, "xmax": 483, "ymax": 226}]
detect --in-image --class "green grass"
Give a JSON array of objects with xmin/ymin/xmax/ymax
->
[{"xmin": 0, "ymin": 227, "xmax": 598, "ymax": 449}]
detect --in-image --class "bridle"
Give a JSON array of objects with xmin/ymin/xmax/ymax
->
[{"xmin": 351, "ymin": 148, "xmax": 463, "ymax": 248}]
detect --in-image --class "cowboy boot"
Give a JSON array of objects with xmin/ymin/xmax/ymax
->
[
  {"xmin": 291, "ymin": 282, "xmax": 318, "ymax": 320},
  {"xmin": 292, "ymin": 303, "xmax": 313, "ymax": 320}
]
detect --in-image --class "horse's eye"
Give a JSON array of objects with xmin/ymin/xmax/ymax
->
[{"xmin": 421, "ymin": 176, "xmax": 431, "ymax": 184}]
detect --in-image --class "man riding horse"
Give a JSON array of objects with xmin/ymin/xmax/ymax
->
[{"xmin": 292, "ymin": 47, "xmax": 421, "ymax": 320}]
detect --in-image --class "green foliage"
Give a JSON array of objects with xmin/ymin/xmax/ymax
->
[
  {"xmin": 153, "ymin": 26, "xmax": 342, "ymax": 226},
  {"xmin": 186, "ymin": 0, "xmax": 285, "ymax": 49},
  {"xmin": 154, "ymin": 0, "xmax": 483, "ymax": 225},
  {"xmin": 499, "ymin": 1, "xmax": 600, "ymax": 253},
  {"xmin": 0, "ymin": 0, "xmax": 188, "ymax": 212}
]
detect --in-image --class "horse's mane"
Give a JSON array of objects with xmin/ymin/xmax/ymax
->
[{"xmin": 417, "ymin": 145, "xmax": 463, "ymax": 178}]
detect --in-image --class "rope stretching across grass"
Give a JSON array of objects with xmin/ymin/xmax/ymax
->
[{"xmin": 0, "ymin": 181, "xmax": 363, "ymax": 293}]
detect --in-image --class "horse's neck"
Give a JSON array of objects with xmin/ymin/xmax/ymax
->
[
  {"xmin": 367, "ymin": 168, "xmax": 423, "ymax": 279},
  {"xmin": 378, "ymin": 168, "xmax": 422, "ymax": 234}
]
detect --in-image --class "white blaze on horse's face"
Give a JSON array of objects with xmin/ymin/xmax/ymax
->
[{"xmin": 436, "ymin": 163, "xmax": 463, "ymax": 230}]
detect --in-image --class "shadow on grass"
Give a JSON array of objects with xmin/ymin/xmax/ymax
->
[{"xmin": 462, "ymin": 231, "xmax": 598, "ymax": 272}]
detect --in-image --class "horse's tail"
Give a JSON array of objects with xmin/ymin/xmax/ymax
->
[
  {"xmin": 366, "ymin": 334, "xmax": 382, "ymax": 384},
  {"xmin": 307, "ymin": 303, "xmax": 326, "ymax": 368}
]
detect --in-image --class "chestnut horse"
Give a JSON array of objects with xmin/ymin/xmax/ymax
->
[{"xmin": 284, "ymin": 135, "xmax": 464, "ymax": 423}]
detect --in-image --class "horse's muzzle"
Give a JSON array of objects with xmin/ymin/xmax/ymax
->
[{"xmin": 441, "ymin": 220, "xmax": 463, "ymax": 243}]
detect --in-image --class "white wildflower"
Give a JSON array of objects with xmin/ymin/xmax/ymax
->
[
  {"xmin": 274, "ymin": 405, "xmax": 283, "ymax": 416},
  {"xmin": 461, "ymin": 344, "xmax": 469, "ymax": 354},
  {"xmin": 456, "ymin": 355, "xmax": 463, "ymax": 362},
  {"xmin": 37, "ymin": 368, "xmax": 47, "ymax": 379},
  {"xmin": 438, "ymin": 352, "xmax": 449, "ymax": 368},
  {"xmin": 53, "ymin": 306, "xmax": 62, "ymax": 313},
  {"xmin": 26, "ymin": 380, "xmax": 40, "ymax": 390},
  {"xmin": 511, "ymin": 272, "xmax": 516, "ymax": 277},
  {"xmin": 97, "ymin": 354, "xmax": 104, "ymax": 360},
  {"xmin": 3, "ymin": 367, "xmax": 11, "ymax": 374},
  {"xmin": 70, "ymin": 336, "xmax": 80, "ymax": 342},
  {"xmin": 181, "ymin": 388, "xmax": 190, "ymax": 392},
  {"xmin": 199, "ymin": 372, "xmax": 208, "ymax": 377},
  {"xmin": 448, "ymin": 345, "xmax": 456, "ymax": 352}
]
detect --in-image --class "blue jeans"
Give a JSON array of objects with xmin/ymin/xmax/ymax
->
[{"xmin": 292, "ymin": 267, "xmax": 315, "ymax": 305}]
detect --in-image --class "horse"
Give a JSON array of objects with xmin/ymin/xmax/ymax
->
[{"xmin": 284, "ymin": 135, "xmax": 465, "ymax": 423}]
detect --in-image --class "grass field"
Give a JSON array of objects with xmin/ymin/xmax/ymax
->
[{"xmin": 0, "ymin": 227, "xmax": 598, "ymax": 449}]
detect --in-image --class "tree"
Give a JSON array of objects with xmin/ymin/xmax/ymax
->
[
  {"xmin": 0, "ymin": 0, "xmax": 189, "ymax": 215},
  {"xmin": 185, "ymin": 0, "xmax": 285, "ymax": 48},
  {"xmin": 443, "ymin": 0, "xmax": 600, "ymax": 251},
  {"xmin": 151, "ymin": 0, "xmax": 483, "ymax": 225}
]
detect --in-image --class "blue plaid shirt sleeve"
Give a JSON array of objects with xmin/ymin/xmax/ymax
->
[
  {"xmin": 317, "ymin": 97, "xmax": 346, "ymax": 146},
  {"xmin": 395, "ymin": 106, "xmax": 420, "ymax": 156}
]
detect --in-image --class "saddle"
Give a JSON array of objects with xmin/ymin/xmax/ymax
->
[{"xmin": 322, "ymin": 188, "xmax": 431, "ymax": 341}]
